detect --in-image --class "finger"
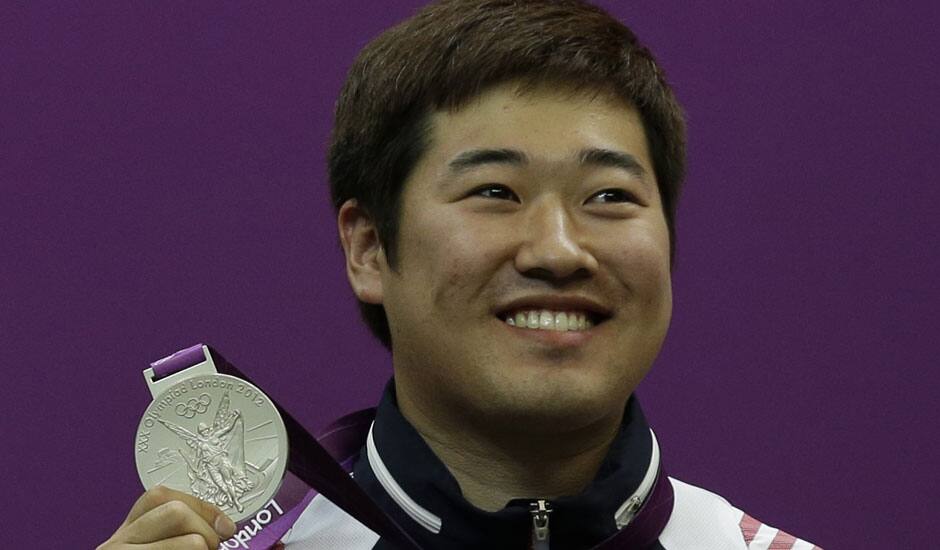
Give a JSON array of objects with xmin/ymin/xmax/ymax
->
[
  {"xmin": 122, "ymin": 486, "xmax": 236, "ymax": 540},
  {"xmin": 134, "ymin": 533, "xmax": 211, "ymax": 550},
  {"xmin": 123, "ymin": 500, "xmax": 221, "ymax": 548}
]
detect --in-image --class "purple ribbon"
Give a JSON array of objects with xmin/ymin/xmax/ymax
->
[{"xmin": 150, "ymin": 344, "xmax": 420, "ymax": 550}]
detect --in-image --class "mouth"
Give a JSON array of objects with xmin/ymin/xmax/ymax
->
[
  {"xmin": 494, "ymin": 296, "xmax": 612, "ymax": 333},
  {"xmin": 500, "ymin": 309, "xmax": 606, "ymax": 331}
]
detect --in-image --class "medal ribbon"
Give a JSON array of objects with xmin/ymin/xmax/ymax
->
[{"xmin": 149, "ymin": 344, "xmax": 673, "ymax": 549}]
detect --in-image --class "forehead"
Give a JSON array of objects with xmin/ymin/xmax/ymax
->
[{"xmin": 420, "ymin": 82, "xmax": 653, "ymax": 173}]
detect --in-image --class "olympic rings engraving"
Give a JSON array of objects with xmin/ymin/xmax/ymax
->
[{"xmin": 175, "ymin": 393, "xmax": 212, "ymax": 418}]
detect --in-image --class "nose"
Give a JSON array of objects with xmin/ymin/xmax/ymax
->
[{"xmin": 514, "ymin": 197, "xmax": 598, "ymax": 282}]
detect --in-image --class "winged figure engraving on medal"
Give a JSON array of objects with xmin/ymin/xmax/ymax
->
[{"xmin": 156, "ymin": 392, "xmax": 257, "ymax": 512}]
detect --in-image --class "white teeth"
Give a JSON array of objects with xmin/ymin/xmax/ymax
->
[
  {"xmin": 567, "ymin": 312, "xmax": 585, "ymax": 331},
  {"xmin": 527, "ymin": 311, "xmax": 540, "ymax": 329},
  {"xmin": 539, "ymin": 310, "xmax": 553, "ymax": 329},
  {"xmin": 504, "ymin": 309, "xmax": 596, "ymax": 331}
]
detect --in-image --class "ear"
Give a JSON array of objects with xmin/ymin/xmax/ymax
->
[{"xmin": 337, "ymin": 199, "xmax": 386, "ymax": 305}]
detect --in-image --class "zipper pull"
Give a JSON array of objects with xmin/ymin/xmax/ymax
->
[
  {"xmin": 614, "ymin": 494, "xmax": 643, "ymax": 528},
  {"xmin": 529, "ymin": 499, "xmax": 552, "ymax": 550}
]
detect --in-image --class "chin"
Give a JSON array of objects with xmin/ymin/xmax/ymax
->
[{"xmin": 473, "ymin": 374, "xmax": 629, "ymax": 433}]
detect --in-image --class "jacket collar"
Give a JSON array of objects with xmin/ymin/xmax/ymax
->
[{"xmin": 353, "ymin": 380, "xmax": 663, "ymax": 549}]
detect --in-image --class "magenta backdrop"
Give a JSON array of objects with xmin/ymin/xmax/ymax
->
[{"xmin": 2, "ymin": 2, "xmax": 937, "ymax": 548}]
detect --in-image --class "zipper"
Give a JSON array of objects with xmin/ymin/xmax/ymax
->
[
  {"xmin": 529, "ymin": 499, "xmax": 552, "ymax": 550},
  {"xmin": 614, "ymin": 494, "xmax": 643, "ymax": 528}
]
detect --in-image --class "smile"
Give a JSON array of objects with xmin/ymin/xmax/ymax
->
[{"xmin": 502, "ymin": 310, "xmax": 596, "ymax": 332}]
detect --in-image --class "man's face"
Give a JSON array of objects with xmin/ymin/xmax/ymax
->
[{"xmin": 373, "ymin": 82, "xmax": 672, "ymax": 433}]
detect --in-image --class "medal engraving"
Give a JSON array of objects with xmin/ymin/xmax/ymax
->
[{"xmin": 136, "ymin": 373, "xmax": 288, "ymax": 523}]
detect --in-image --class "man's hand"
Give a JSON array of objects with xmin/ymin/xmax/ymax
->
[{"xmin": 97, "ymin": 486, "xmax": 236, "ymax": 550}]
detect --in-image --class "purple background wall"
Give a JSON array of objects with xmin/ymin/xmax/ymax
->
[{"xmin": 2, "ymin": 2, "xmax": 936, "ymax": 547}]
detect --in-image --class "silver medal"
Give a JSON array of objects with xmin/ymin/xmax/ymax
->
[{"xmin": 135, "ymin": 350, "xmax": 288, "ymax": 523}]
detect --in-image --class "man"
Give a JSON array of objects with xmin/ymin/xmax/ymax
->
[{"xmin": 100, "ymin": 1, "xmax": 822, "ymax": 548}]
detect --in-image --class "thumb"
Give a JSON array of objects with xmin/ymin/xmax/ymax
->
[{"xmin": 124, "ymin": 485, "xmax": 235, "ymax": 537}]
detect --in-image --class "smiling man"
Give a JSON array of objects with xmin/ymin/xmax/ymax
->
[
  {"xmin": 99, "ymin": 1, "xmax": 822, "ymax": 549},
  {"xmin": 340, "ymin": 81, "xmax": 674, "ymax": 515}
]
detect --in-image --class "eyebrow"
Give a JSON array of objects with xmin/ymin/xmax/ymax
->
[
  {"xmin": 578, "ymin": 148, "xmax": 647, "ymax": 178},
  {"xmin": 447, "ymin": 147, "xmax": 647, "ymax": 179},
  {"xmin": 447, "ymin": 148, "xmax": 527, "ymax": 173}
]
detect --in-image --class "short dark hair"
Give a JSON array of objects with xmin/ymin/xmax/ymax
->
[{"xmin": 329, "ymin": 0, "xmax": 687, "ymax": 349}]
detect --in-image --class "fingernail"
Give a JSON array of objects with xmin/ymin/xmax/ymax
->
[{"xmin": 214, "ymin": 514, "xmax": 236, "ymax": 539}]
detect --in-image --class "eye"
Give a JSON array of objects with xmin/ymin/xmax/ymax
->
[
  {"xmin": 586, "ymin": 188, "xmax": 639, "ymax": 204},
  {"xmin": 469, "ymin": 184, "xmax": 519, "ymax": 202}
]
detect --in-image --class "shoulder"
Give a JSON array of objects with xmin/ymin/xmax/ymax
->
[
  {"xmin": 279, "ymin": 494, "xmax": 379, "ymax": 550},
  {"xmin": 661, "ymin": 477, "xmax": 823, "ymax": 550}
]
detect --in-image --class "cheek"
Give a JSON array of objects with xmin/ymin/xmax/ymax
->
[
  {"xmin": 434, "ymin": 231, "xmax": 509, "ymax": 308},
  {"xmin": 610, "ymin": 224, "xmax": 670, "ymax": 276},
  {"xmin": 410, "ymin": 219, "xmax": 460, "ymax": 280},
  {"xmin": 399, "ymin": 212, "xmax": 497, "ymax": 309},
  {"xmin": 600, "ymin": 222, "xmax": 672, "ymax": 309}
]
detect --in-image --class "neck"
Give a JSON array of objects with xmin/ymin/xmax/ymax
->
[{"xmin": 396, "ymin": 385, "xmax": 623, "ymax": 512}]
